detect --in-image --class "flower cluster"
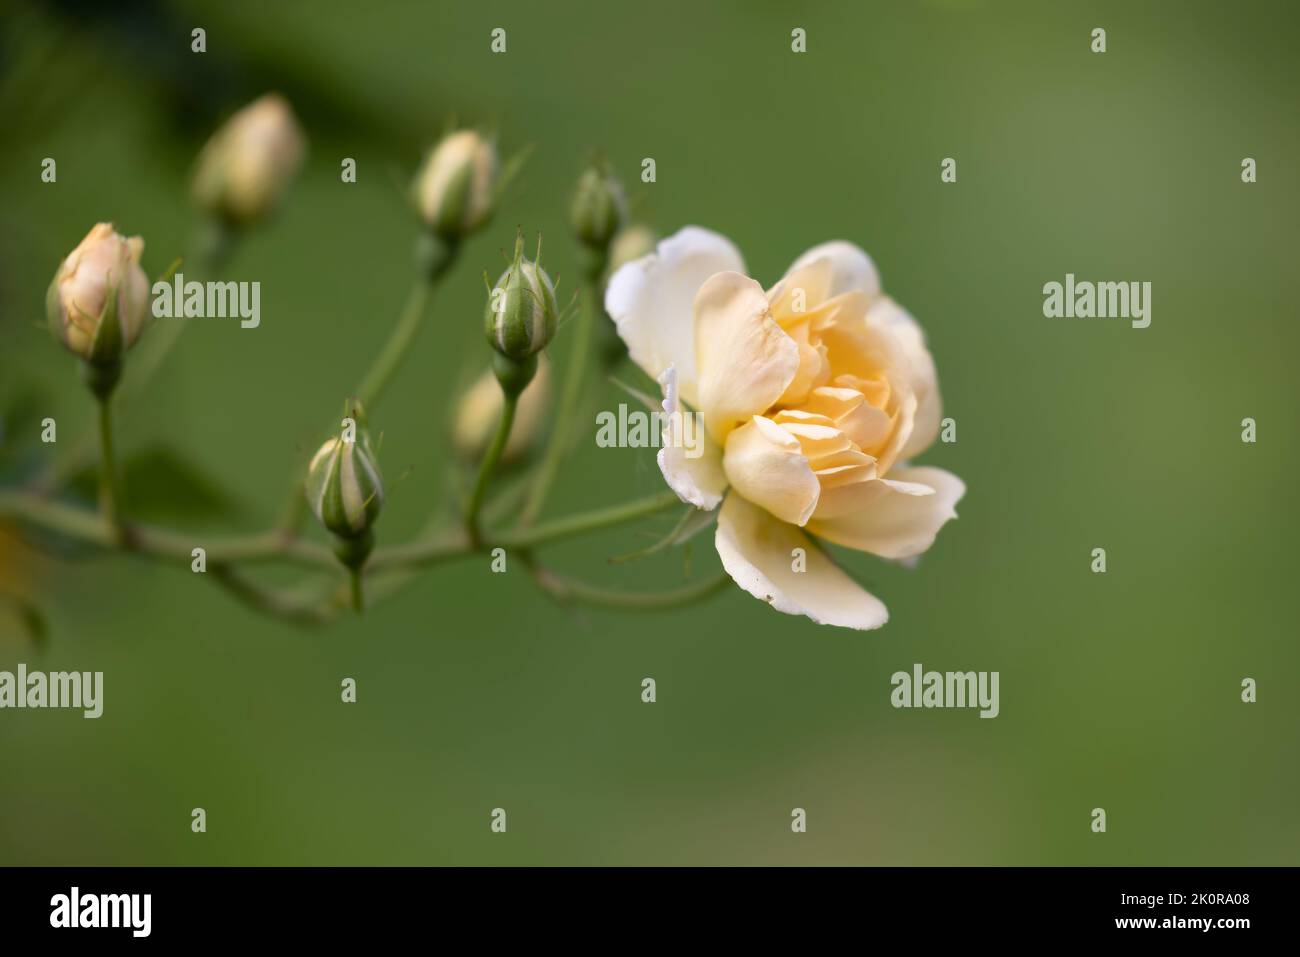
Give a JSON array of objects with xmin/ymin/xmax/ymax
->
[{"xmin": 21, "ymin": 93, "xmax": 962, "ymax": 631}]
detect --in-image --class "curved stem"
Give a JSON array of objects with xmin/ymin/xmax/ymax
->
[
  {"xmin": 0, "ymin": 491, "xmax": 335, "ymax": 568},
  {"xmin": 369, "ymin": 489, "xmax": 680, "ymax": 570},
  {"xmin": 0, "ymin": 484, "xmax": 691, "ymax": 622},
  {"xmin": 355, "ymin": 244, "xmax": 456, "ymax": 409},
  {"xmin": 2, "ymin": 484, "xmax": 681, "ymax": 578},
  {"xmin": 529, "ymin": 566, "xmax": 729, "ymax": 611},
  {"xmin": 520, "ymin": 259, "xmax": 604, "ymax": 526},
  {"xmin": 276, "ymin": 249, "xmax": 458, "ymax": 537},
  {"xmin": 465, "ymin": 391, "xmax": 518, "ymax": 547},
  {"xmin": 505, "ymin": 490, "xmax": 679, "ymax": 550},
  {"xmin": 209, "ymin": 565, "xmax": 340, "ymax": 626}
]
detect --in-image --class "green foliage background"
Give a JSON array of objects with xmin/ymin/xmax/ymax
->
[{"xmin": 1, "ymin": 0, "xmax": 1297, "ymax": 865}]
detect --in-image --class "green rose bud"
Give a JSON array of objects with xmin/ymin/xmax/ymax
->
[
  {"xmin": 412, "ymin": 130, "xmax": 499, "ymax": 239},
  {"xmin": 304, "ymin": 401, "xmax": 384, "ymax": 566},
  {"xmin": 484, "ymin": 232, "xmax": 559, "ymax": 364},
  {"xmin": 569, "ymin": 160, "xmax": 626, "ymax": 249}
]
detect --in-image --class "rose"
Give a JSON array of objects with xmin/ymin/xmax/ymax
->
[
  {"xmin": 192, "ymin": 93, "xmax": 306, "ymax": 226},
  {"xmin": 605, "ymin": 227, "xmax": 964, "ymax": 630},
  {"xmin": 47, "ymin": 222, "xmax": 149, "ymax": 364}
]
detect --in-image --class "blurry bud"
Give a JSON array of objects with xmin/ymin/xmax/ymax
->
[
  {"xmin": 192, "ymin": 93, "xmax": 306, "ymax": 227},
  {"xmin": 453, "ymin": 357, "xmax": 551, "ymax": 463},
  {"xmin": 484, "ymin": 232, "xmax": 558, "ymax": 365},
  {"xmin": 412, "ymin": 130, "xmax": 498, "ymax": 239},
  {"xmin": 569, "ymin": 160, "xmax": 626, "ymax": 249},
  {"xmin": 606, "ymin": 224, "xmax": 657, "ymax": 276},
  {"xmin": 47, "ymin": 224, "xmax": 149, "ymax": 392},
  {"xmin": 304, "ymin": 401, "xmax": 384, "ymax": 564}
]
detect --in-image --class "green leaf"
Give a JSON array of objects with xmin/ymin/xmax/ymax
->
[
  {"xmin": 69, "ymin": 443, "xmax": 243, "ymax": 522},
  {"xmin": 0, "ymin": 384, "xmax": 50, "ymax": 473},
  {"xmin": 609, "ymin": 504, "xmax": 717, "ymax": 564}
]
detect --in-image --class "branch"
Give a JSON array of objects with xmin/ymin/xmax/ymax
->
[
  {"xmin": 0, "ymin": 490, "xmax": 335, "ymax": 568},
  {"xmin": 528, "ymin": 565, "xmax": 729, "ymax": 611},
  {"xmin": 368, "ymin": 490, "xmax": 680, "ymax": 570},
  {"xmin": 208, "ymin": 565, "xmax": 342, "ymax": 626}
]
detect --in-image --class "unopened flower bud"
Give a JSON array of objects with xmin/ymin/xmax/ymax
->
[
  {"xmin": 304, "ymin": 402, "xmax": 384, "ymax": 563},
  {"xmin": 453, "ymin": 357, "xmax": 551, "ymax": 463},
  {"xmin": 47, "ymin": 223, "xmax": 149, "ymax": 387},
  {"xmin": 192, "ymin": 93, "xmax": 306, "ymax": 227},
  {"xmin": 569, "ymin": 161, "xmax": 626, "ymax": 249},
  {"xmin": 607, "ymin": 224, "xmax": 658, "ymax": 276},
  {"xmin": 484, "ymin": 233, "xmax": 559, "ymax": 365},
  {"xmin": 412, "ymin": 130, "xmax": 498, "ymax": 239}
]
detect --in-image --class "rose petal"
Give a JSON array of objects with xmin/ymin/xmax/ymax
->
[
  {"xmin": 605, "ymin": 226, "xmax": 745, "ymax": 407},
  {"xmin": 785, "ymin": 240, "xmax": 882, "ymax": 299},
  {"xmin": 715, "ymin": 493, "xmax": 889, "ymax": 630},
  {"xmin": 694, "ymin": 271, "xmax": 800, "ymax": 442},
  {"xmin": 656, "ymin": 365, "xmax": 727, "ymax": 510},
  {"xmin": 867, "ymin": 297, "xmax": 941, "ymax": 459},
  {"xmin": 722, "ymin": 416, "xmax": 820, "ymax": 526},
  {"xmin": 807, "ymin": 466, "xmax": 965, "ymax": 558}
]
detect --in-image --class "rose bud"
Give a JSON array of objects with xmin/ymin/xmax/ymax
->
[
  {"xmin": 412, "ymin": 130, "xmax": 499, "ymax": 240},
  {"xmin": 607, "ymin": 224, "xmax": 657, "ymax": 277},
  {"xmin": 484, "ymin": 232, "xmax": 559, "ymax": 372},
  {"xmin": 569, "ymin": 160, "xmax": 626, "ymax": 250},
  {"xmin": 304, "ymin": 401, "xmax": 385, "ymax": 567},
  {"xmin": 192, "ymin": 93, "xmax": 307, "ymax": 227},
  {"xmin": 46, "ymin": 223, "xmax": 150, "ymax": 393},
  {"xmin": 453, "ymin": 356, "xmax": 552, "ymax": 463}
]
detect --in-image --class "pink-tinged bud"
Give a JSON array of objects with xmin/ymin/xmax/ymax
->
[
  {"xmin": 192, "ymin": 93, "xmax": 307, "ymax": 226},
  {"xmin": 46, "ymin": 223, "xmax": 149, "ymax": 367}
]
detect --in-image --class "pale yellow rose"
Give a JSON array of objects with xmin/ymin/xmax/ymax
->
[
  {"xmin": 605, "ymin": 227, "xmax": 964, "ymax": 630},
  {"xmin": 192, "ymin": 93, "xmax": 306, "ymax": 225},
  {"xmin": 47, "ymin": 222, "xmax": 149, "ymax": 361}
]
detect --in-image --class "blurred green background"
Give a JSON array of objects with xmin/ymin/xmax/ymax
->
[{"xmin": 1, "ymin": 0, "xmax": 1297, "ymax": 865}]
